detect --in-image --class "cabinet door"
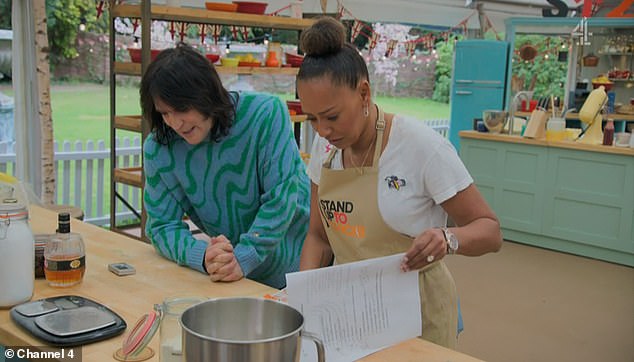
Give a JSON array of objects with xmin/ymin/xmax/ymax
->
[
  {"xmin": 453, "ymin": 40, "xmax": 509, "ymax": 85},
  {"xmin": 461, "ymin": 138, "xmax": 547, "ymax": 235},
  {"xmin": 542, "ymin": 148, "xmax": 634, "ymax": 254},
  {"xmin": 449, "ymin": 86, "xmax": 504, "ymax": 151}
]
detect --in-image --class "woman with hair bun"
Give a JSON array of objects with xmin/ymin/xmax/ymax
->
[{"xmin": 297, "ymin": 17, "xmax": 503, "ymax": 348}]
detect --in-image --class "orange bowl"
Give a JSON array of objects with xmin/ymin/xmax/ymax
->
[
  {"xmin": 205, "ymin": 53, "xmax": 220, "ymax": 63},
  {"xmin": 286, "ymin": 100, "xmax": 303, "ymax": 115},
  {"xmin": 128, "ymin": 48, "xmax": 161, "ymax": 63},
  {"xmin": 232, "ymin": 1, "xmax": 267, "ymax": 14},
  {"xmin": 285, "ymin": 52, "xmax": 304, "ymax": 67},
  {"xmin": 238, "ymin": 61, "xmax": 261, "ymax": 67},
  {"xmin": 205, "ymin": 2, "xmax": 238, "ymax": 12}
]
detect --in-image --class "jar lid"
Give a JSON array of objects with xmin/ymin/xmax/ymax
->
[
  {"xmin": 121, "ymin": 310, "xmax": 160, "ymax": 356},
  {"xmin": 119, "ymin": 306, "xmax": 161, "ymax": 358},
  {"xmin": 0, "ymin": 201, "xmax": 28, "ymax": 218}
]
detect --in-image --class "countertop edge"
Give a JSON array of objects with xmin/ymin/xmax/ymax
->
[{"xmin": 459, "ymin": 131, "xmax": 634, "ymax": 156}]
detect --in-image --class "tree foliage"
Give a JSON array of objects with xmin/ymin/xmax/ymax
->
[
  {"xmin": 511, "ymin": 34, "xmax": 567, "ymax": 99},
  {"xmin": 432, "ymin": 38, "xmax": 459, "ymax": 103},
  {"xmin": 0, "ymin": 0, "xmax": 108, "ymax": 62}
]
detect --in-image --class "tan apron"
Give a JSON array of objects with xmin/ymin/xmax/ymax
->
[{"xmin": 317, "ymin": 108, "xmax": 458, "ymax": 348}]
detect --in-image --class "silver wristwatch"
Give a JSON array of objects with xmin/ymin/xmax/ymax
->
[{"xmin": 442, "ymin": 227, "xmax": 459, "ymax": 255}]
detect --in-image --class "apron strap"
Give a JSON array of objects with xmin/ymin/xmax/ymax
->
[{"xmin": 371, "ymin": 106, "xmax": 385, "ymax": 167}]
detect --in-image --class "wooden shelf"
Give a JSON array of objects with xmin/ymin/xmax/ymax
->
[
  {"xmin": 113, "ymin": 61, "xmax": 300, "ymax": 77},
  {"xmin": 112, "ymin": 4, "xmax": 315, "ymax": 30},
  {"xmin": 114, "ymin": 167, "xmax": 143, "ymax": 187},
  {"xmin": 216, "ymin": 66, "xmax": 300, "ymax": 75},
  {"xmin": 114, "ymin": 115, "xmax": 143, "ymax": 132},
  {"xmin": 514, "ymin": 111, "xmax": 634, "ymax": 121},
  {"xmin": 113, "ymin": 61, "xmax": 142, "ymax": 76}
]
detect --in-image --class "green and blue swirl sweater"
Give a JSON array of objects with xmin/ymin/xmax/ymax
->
[{"xmin": 143, "ymin": 92, "xmax": 310, "ymax": 288}]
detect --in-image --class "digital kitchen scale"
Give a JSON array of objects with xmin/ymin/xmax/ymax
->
[{"xmin": 10, "ymin": 295, "xmax": 127, "ymax": 347}]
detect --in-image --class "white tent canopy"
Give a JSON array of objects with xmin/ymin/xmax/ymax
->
[{"xmin": 176, "ymin": 0, "xmax": 583, "ymax": 30}]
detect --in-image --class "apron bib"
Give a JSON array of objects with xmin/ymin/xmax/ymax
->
[{"xmin": 317, "ymin": 108, "xmax": 458, "ymax": 348}]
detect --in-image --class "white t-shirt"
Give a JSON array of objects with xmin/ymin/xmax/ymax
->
[{"xmin": 307, "ymin": 115, "xmax": 473, "ymax": 237}]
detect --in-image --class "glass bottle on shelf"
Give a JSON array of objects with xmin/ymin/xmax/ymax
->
[{"xmin": 44, "ymin": 212, "xmax": 86, "ymax": 287}]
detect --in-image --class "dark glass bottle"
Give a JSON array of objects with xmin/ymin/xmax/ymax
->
[{"xmin": 602, "ymin": 119, "xmax": 614, "ymax": 146}]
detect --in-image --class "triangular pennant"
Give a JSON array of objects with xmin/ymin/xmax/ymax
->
[
  {"xmin": 368, "ymin": 32, "xmax": 379, "ymax": 54},
  {"xmin": 169, "ymin": 21, "xmax": 176, "ymax": 40},
  {"xmin": 209, "ymin": 24, "xmax": 221, "ymax": 44},
  {"xmin": 132, "ymin": 18, "xmax": 139, "ymax": 34},
  {"xmin": 385, "ymin": 39, "xmax": 398, "ymax": 57},
  {"xmin": 96, "ymin": 1, "xmax": 105, "ymax": 19},
  {"xmin": 350, "ymin": 20, "xmax": 363, "ymax": 42},
  {"xmin": 177, "ymin": 22, "xmax": 187, "ymax": 41},
  {"xmin": 198, "ymin": 24, "xmax": 206, "ymax": 43}
]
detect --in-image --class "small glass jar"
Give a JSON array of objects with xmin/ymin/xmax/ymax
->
[{"xmin": 159, "ymin": 297, "xmax": 206, "ymax": 362}]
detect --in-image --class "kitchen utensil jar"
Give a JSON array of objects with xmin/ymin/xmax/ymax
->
[
  {"xmin": 0, "ymin": 202, "xmax": 34, "ymax": 307},
  {"xmin": 181, "ymin": 297, "xmax": 325, "ymax": 362}
]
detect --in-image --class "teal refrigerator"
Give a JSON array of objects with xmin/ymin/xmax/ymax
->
[{"xmin": 448, "ymin": 40, "xmax": 509, "ymax": 151}]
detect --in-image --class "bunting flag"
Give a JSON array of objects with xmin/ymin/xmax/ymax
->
[
  {"xmin": 209, "ymin": 24, "xmax": 221, "ymax": 44},
  {"xmin": 176, "ymin": 21, "xmax": 187, "ymax": 41},
  {"xmin": 337, "ymin": 1, "xmax": 474, "ymax": 57},
  {"xmin": 96, "ymin": 1, "xmax": 105, "ymax": 19},
  {"xmin": 404, "ymin": 41, "xmax": 417, "ymax": 57},
  {"xmin": 113, "ymin": 0, "xmax": 490, "ymax": 60},
  {"xmin": 385, "ymin": 39, "xmax": 398, "ymax": 57},
  {"xmin": 169, "ymin": 21, "xmax": 176, "ymax": 40},
  {"xmin": 231, "ymin": 25, "xmax": 239, "ymax": 40},
  {"xmin": 132, "ymin": 18, "xmax": 140, "ymax": 34},
  {"xmin": 425, "ymin": 35, "xmax": 434, "ymax": 51},
  {"xmin": 241, "ymin": 26, "xmax": 250, "ymax": 41},
  {"xmin": 197, "ymin": 24, "xmax": 205, "ymax": 43},
  {"xmin": 368, "ymin": 32, "xmax": 379, "ymax": 54},
  {"xmin": 337, "ymin": 2, "xmax": 345, "ymax": 18},
  {"xmin": 350, "ymin": 20, "xmax": 363, "ymax": 42}
]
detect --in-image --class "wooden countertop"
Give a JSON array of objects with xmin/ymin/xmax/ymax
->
[
  {"xmin": 0, "ymin": 206, "xmax": 483, "ymax": 362},
  {"xmin": 459, "ymin": 131, "xmax": 634, "ymax": 156},
  {"xmin": 513, "ymin": 111, "xmax": 634, "ymax": 121}
]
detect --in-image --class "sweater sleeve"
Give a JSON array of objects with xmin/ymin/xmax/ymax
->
[
  {"xmin": 232, "ymin": 96, "xmax": 305, "ymax": 277},
  {"xmin": 143, "ymin": 137, "xmax": 208, "ymax": 273}
]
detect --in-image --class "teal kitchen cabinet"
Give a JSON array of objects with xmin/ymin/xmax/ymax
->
[{"xmin": 460, "ymin": 131, "xmax": 634, "ymax": 266}]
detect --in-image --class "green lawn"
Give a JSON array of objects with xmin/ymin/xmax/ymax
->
[{"xmin": 47, "ymin": 84, "xmax": 449, "ymax": 143}]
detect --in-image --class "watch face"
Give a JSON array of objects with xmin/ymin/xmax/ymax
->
[
  {"xmin": 444, "ymin": 228, "xmax": 459, "ymax": 253},
  {"xmin": 448, "ymin": 235, "xmax": 459, "ymax": 250}
]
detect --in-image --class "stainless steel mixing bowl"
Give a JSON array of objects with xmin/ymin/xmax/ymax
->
[{"xmin": 482, "ymin": 110, "xmax": 509, "ymax": 133}]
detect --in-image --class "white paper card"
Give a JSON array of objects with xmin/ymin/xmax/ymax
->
[{"xmin": 286, "ymin": 253, "xmax": 421, "ymax": 362}]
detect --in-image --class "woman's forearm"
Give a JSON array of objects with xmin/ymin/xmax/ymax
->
[{"xmin": 300, "ymin": 234, "xmax": 333, "ymax": 270}]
